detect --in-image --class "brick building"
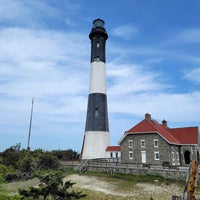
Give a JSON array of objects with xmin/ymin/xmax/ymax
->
[{"xmin": 119, "ymin": 113, "xmax": 199, "ymax": 166}]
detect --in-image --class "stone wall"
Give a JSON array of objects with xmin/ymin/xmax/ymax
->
[{"xmin": 85, "ymin": 160, "xmax": 190, "ymax": 180}]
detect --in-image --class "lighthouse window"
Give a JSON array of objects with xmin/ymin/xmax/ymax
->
[
  {"xmin": 95, "ymin": 108, "xmax": 99, "ymax": 117},
  {"xmin": 96, "ymin": 56, "xmax": 100, "ymax": 62},
  {"xmin": 97, "ymin": 42, "xmax": 100, "ymax": 48}
]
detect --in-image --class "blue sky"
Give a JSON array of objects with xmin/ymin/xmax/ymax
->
[{"xmin": 0, "ymin": 0, "xmax": 200, "ymax": 152}]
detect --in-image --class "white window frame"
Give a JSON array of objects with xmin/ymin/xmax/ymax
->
[
  {"xmin": 176, "ymin": 152, "xmax": 180, "ymax": 165},
  {"xmin": 110, "ymin": 152, "xmax": 113, "ymax": 158},
  {"xmin": 176, "ymin": 152, "xmax": 179, "ymax": 161},
  {"xmin": 129, "ymin": 151, "xmax": 133, "ymax": 159},
  {"xmin": 154, "ymin": 139, "xmax": 158, "ymax": 148},
  {"xmin": 171, "ymin": 152, "xmax": 175, "ymax": 161},
  {"xmin": 154, "ymin": 151, "xmax": 160, "ymax": 160},
  {"xmin": 141, "ymin": 140, "xmax": 145, "ymax": 148},
  {"xmin": 128, "ymin": 140, "xmax": 133, "ymax": 148}
]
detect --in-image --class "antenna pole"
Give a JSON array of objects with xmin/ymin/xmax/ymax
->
[{"xmin": 27, "ymin": 97, "xmax": 34, "ymax": 150}]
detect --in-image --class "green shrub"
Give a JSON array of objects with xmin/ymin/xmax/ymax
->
[
  {"xmin": 19, "ymin": 172, "xmax": 86, "ymax": 199},
  {"xmin": 0, "ymin": 194, "xmax": 21, "ymax": 200}
]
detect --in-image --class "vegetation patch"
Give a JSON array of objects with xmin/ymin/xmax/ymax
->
[
  {"xmin": 0, "ymin": 145, "xmax": 81, "ymax": 199},
  {"xmin": 68, "ymin": 172, "xmax": 188, "ymax": 200},
  {"xmin": 0, "ymin": 145, "xmax": 199, "ymax": 199}
]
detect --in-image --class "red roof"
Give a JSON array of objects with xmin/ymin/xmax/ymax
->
[
  {"xmin": 170, "ymin": 127, "xmax": 198, "ymax": 144},
  {"xmin": 120, "ymin": 113, "xmax": 198, "ymax": 145},
  {"xmin": 106, "ymin": 146, "xmax": 120, "ymax": 151}
]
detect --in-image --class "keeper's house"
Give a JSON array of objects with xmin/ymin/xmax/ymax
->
[{"xmin": 119, "ymin": 113, "xmax": 200, "ymax": 166}]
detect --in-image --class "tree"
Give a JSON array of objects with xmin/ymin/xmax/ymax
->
[
  {"xmin": 37, "ymin": 152, "xmax": 59, "ymax": 170},
  {"xmin": 1, "ymin": 145, "xmax": 21, "ymax": 169},
  {"xmin": 53, "ymin": 149, "xmax": 79, "ymax": 161},
  {"xmin": 18, "ymin": 151, "xmax": 33, "ymax": 173},
  {"xmin": 19, "ymin": 172, "xmax": 86, "ymax": 199}
]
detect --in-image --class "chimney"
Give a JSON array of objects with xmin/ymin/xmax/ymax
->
[
  {"xmin": 145, "ymin": 113, "xmax": 151, "ymax": 121},
  {"xmin": 162, "ymin": 119, "xmax": 167, "ymax": 127}
]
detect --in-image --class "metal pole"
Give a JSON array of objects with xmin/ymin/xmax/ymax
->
[{"xmin": 27, "ymin": 97, "xmax": 34, "ymax": 150}]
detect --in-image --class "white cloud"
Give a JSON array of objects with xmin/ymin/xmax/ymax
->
[
  {"xmin": 0, "ymin": 27, "xmax": 89, "ymax": 133},
  {"xmin": 111, "ymin": 24, "xmax": 138, "ymax": 40},
  {"xmin": 108, "ymin": 91, "xmax": 200, "ymax": 123},
  {"xmin": 107, "ymin": 62, "xmax": 167, "ymax": 96},
  {"xmin": 179, "ymin": 28, "xmax": 200, "ymax": 43},
  {"xmin": 164, "ymin": 28, "xmax": 200, "ymax": 48},
  {"xmin": 106, "ymin": 61, "xmax": 200, "ymax": 125},
  {"xmin": 0, "ymin": 28, "xmax": 88, "ymax": 62},
  {"xmin": 184, "ymin": 67, "xmax": 200, "ymax": 83},
  {"xmin": 0, "ymin": 0, "xmax": 80, "ymax": 29},
  {"xmin": 0, "ymin": 1, "xmax": 27, "ymax": 21}
]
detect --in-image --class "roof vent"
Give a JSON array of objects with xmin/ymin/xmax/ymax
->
[{"xmin": 145, "ymin": 113, "xmax": 151, "ymax": 121}]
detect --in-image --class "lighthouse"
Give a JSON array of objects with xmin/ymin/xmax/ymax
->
[{"xmin": 81, "ymin": 18, "xmax": 110, "ymax": 159}]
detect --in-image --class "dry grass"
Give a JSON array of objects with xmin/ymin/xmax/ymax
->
[
  {"xmin": 2, "ymin": 172, "xmax": 200, "ymax": 200},
  {"xmin": 66, "ymin": 173, "xmax": 185, "ymax": 200},
  {"xmin": 1, "ymin": 178, "xmax": 40, "ymax": 197}
]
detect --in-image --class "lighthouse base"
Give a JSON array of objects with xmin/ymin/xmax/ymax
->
[{"xmin": 81, "ymin": 131, "xmax": 110, "ymax": 159}]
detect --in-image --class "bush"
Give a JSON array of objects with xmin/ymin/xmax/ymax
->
[
  {"xmin": 53, "ymin": 149, "xmax": 80, "ymax": 161},
  {"xmin": 0, "ymin": 164, "xmax": 7, "ymax": 174},
  {"xmin": 1, "ymin": 146, "xmax": 20, "ymax": 169},
  {"xmin": 18, "ymin": 152, "xmax": 33, "ymax": 173},
  {"xmin": 4, "ymin": 173, "xmax": 18, "ymax": 182},
  {"xmin": 19, "ymin": 172, "xmax": 86, "ymax": 199},
  {"xmin": 37, "ymin": 152, "xmax": 59, "ymax": 170},
  {"xmin": 0, "ymin": 194, "xmax": 21, "ymax": 200}
]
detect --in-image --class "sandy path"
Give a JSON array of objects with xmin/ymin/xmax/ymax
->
[
  {"xmin": 66, "ymin": 174, "xmax": 183, "ymax": 198},
  {"xmin": 66, "ymin": 174, "xmax": 121, "ymax": 195}
]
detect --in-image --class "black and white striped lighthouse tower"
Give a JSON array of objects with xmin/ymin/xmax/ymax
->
[{"xmin": 81, "ymin": 18, "xmax": 110, "ymax": 159}]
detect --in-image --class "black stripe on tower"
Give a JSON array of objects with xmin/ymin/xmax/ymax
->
[
  {"xmin": 89, "ymin": 19, "xmax": 108, "ymax": 63},
  {"xmin": 85, "ymin": 93, "xmax": 109, "ymax": 132}
]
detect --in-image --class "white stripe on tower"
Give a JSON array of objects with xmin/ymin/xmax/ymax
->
[
  {"xmin": 89, "ymin": 62, "xmax": 106, "ymax": 94},
  {"xmin": 81, "ymin": 18, "xmax": 110, "ymax": 159}
]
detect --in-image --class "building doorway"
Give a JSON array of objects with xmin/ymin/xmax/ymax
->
[
  {"xmin": 197, "ymin": 151, "xmax": 200, "ymax": 163},
  {"xmin": 141, "ymin": 151, "xmax": 146, "ymax": 163},
  {"xmin": 184, "ymin": 150, "xmax": 191, "ymax": 164}
]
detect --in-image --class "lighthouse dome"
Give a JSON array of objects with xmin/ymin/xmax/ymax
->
[{"xmin": 93, "ymin": 18, "xmax": 105, "ymax": 28}]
